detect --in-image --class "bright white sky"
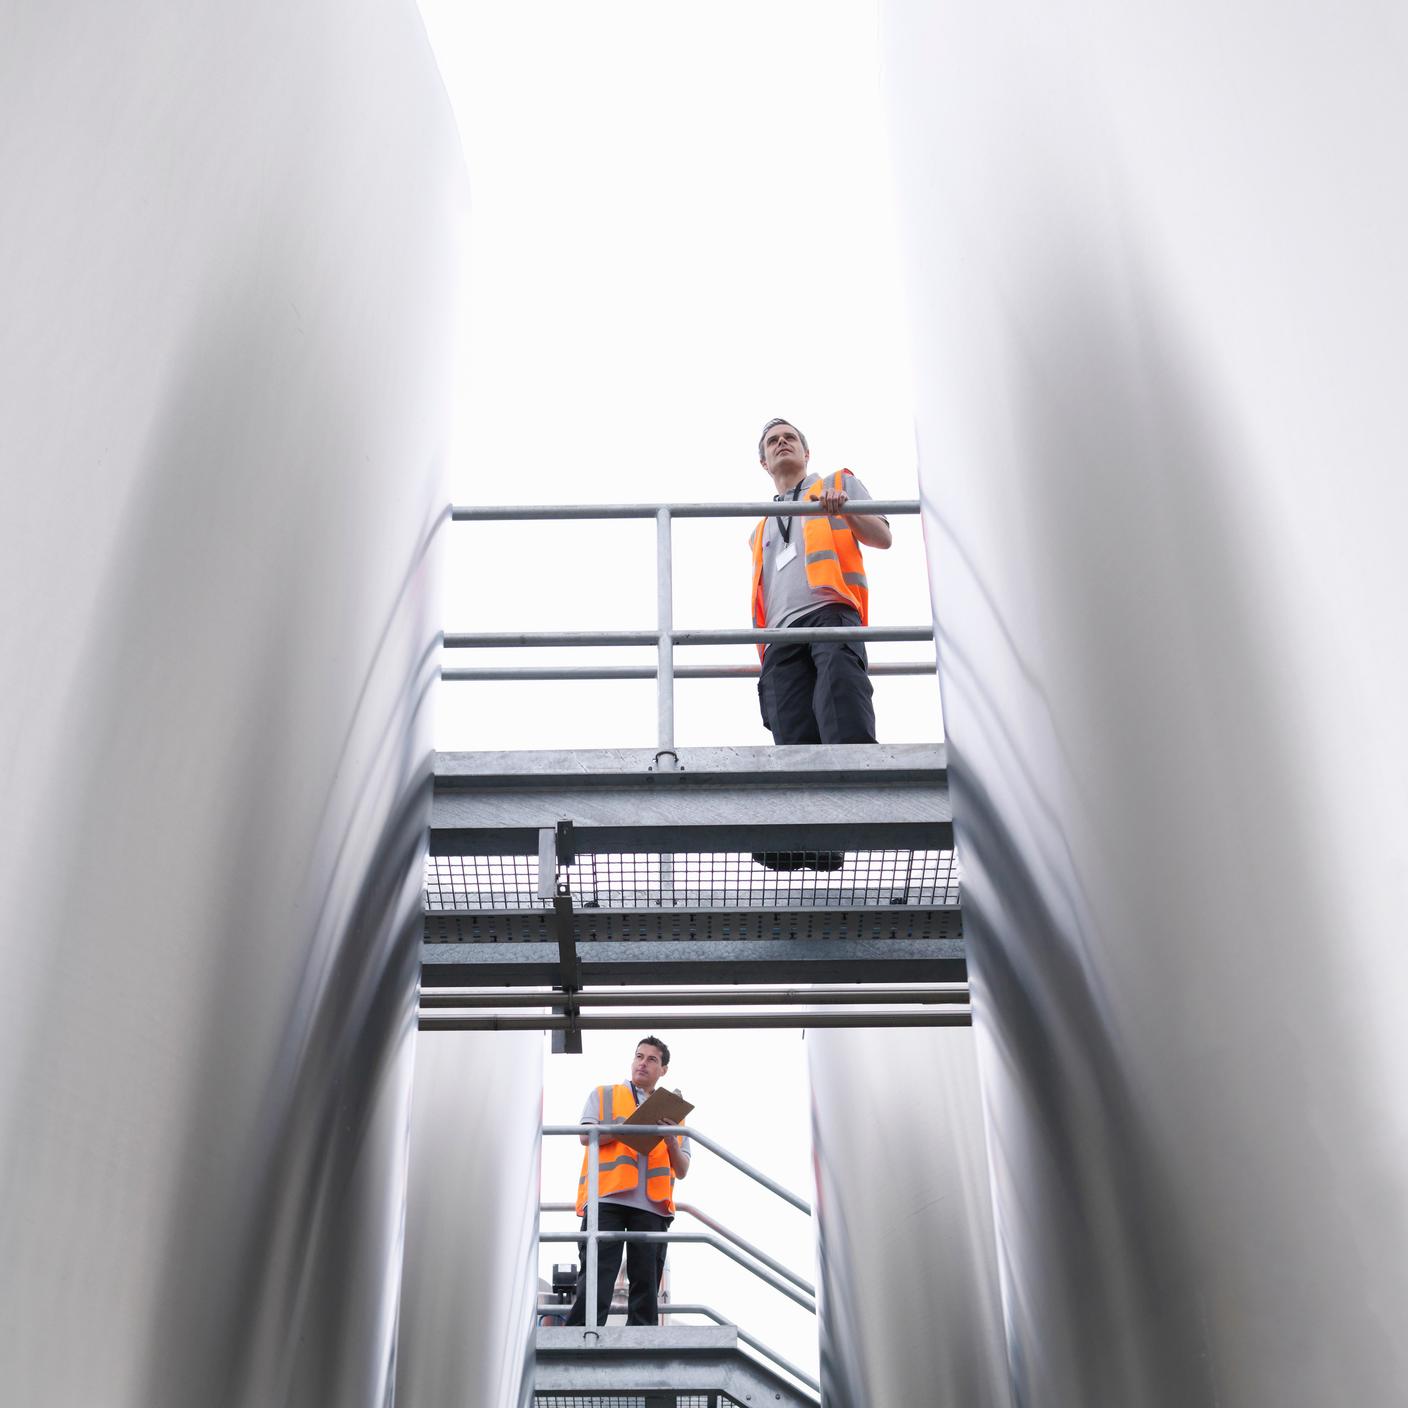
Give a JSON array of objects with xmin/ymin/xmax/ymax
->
[{"xmin": 415, "ymin": 0, "xmax": 945, "ymax": 1383}]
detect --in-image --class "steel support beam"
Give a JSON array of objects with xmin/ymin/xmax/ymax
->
[
  {"xmin": 421, "ymin": 1009, "xmax": 972, "ymax": 1031},
  {"xmin": 421, "ymin": 985, "xmax": 971, "ymax": 1008},
  {"xmin": 421, "ymin": 938, "xmax": 966, "ymax": 987},
  {"xmin": 430, "ymin": 743, "xmax": 951, "ymax": 855}
]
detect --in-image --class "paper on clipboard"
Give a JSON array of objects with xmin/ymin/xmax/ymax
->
[{"xmin": 611, "ymin": 1087, "xmax": 695, "ymax": 1155}]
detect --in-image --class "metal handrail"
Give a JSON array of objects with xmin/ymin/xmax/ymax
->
[
  {"xmin": 449, "ymin": 498, "xmax": 933, "ymax": 757},
  {"xmin": 543, "ymin": 1123, "xmax": 811, "ymax": 1213},
  {"xmin": 442, "ymin": 661, "xmax": 934, "ymax": 683},
  {"xmin": 444, "ymin": 625, "xmax": 934, "ymax": 647},
  {"xmin": 542, "ymin": 1199, "xmax": 815, "ymax": 1295},
  {"xmin": 539, "ymin": 1229, "xmax": 815, "ymax": 1313},
  {"xmin": 452, "ymin": 498, "xmax": 921, "ymax": 520}
]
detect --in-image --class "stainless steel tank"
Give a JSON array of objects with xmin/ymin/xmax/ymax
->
[
  {"xmin": 0, "ymin": 5, "xmax": 463, "ymax": 1404},
  {"xmin": 879, "ymin": 1, "xmax": 1408, "ymax": 1403},
  {"xmin": 809, "ymin": 1029, "xmax": 1012, "ymax": 1408},
  {"xmin": 395, "ymin": 1032, "xmax": 543, "ymax": 1408}
]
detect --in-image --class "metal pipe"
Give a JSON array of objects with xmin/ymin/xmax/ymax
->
[
  {"xmin": 585, "ymin": 1129, "xmax": 599, "ymax": 1330},
  {"xmin": 810, "ymin": 1029, "xmax": 1012, "ymax": 1408},
  {"xmin": 543, "ymin": 1123, "xmax": 812, "ymax": 1214},
  {"xmin": 539, "ymin": 1230, "xmax": 817, "ymax": 1314},
  {"xmin": 656, "ymin": 507, "xmax": 675, "ymax": 760},
  {"xmin": 441, "ymin": 660, "xmax": 937, "ymax": 682},
  {"xmin": 421, "ymin": 985, "xmax": 971, "ymax": 1009},
  {"xmin": 674, "ymin": 1202, "xmax": 816, "ymax": 1295},
  {"xmin": 442, "ymin": 625, "xmax": 934, "ymax": 648},
  {"xmin": 419, "ymin": 1009, "xmax": 973, "ymax": 1031},
  {"xmin": 398, "ymin": 1033, "xmax": 542, "ymax": 1408},
  {"xmin": 450, "ymin": 499, "xmax": 921, "ymax": 521},
  {"xmin": 672, "ymin": 625, "xmax": 934, "ymax": 645},
  {"xmin": 444, "ymin": 630, "xmax": 660, "ymax": 648},
  {"xmin": 0, "ymin": 9, "xmax": 461, "ymax": 1402}
]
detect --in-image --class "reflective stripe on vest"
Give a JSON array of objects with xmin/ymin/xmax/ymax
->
[
  {"xmin": 575, "ymin": 1082, "xmax": 677, "ymax": 1215},
  {"xmin": 750, "ymin": 470, "xmax": 869, "ymax": 659}
]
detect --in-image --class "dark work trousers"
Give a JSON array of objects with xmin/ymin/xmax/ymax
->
[
  {"xmin": 757, "ymin": 604, "xmax": 877, "ymax": 744},
  {"xmin": 565, "ymin": 1203, "xmax": 673, "ymax": 1326}
]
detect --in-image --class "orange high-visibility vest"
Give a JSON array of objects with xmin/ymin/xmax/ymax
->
[
  {"xmin": 575, "ymin": 1083, "xmax": 678, "ymax": 1216},
  {"xmin": 750, "ymin": 470, "xmax": 869, "ymax": 661}
]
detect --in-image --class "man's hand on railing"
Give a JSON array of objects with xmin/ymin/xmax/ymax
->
[{"xmin": 819, "ymin": 479, "xmax": 893, "ymax": 550}]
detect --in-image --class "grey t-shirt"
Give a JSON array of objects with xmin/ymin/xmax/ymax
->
[
  {"xmin": 756, "ymin": 471, "xmax": 886, "ymax": 629},
  {"xmin": 581, "ymin": 1084, "xmax": 691, "ymax": 1215}
]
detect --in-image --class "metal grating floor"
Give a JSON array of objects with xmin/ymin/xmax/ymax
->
[
  {"xmin": 532, "ymin": 1398, "xmax": 720, "ymax": 1407},
  {"xmin": 426, "ymin": 849, "xmax": 958, "ymax": 912}
]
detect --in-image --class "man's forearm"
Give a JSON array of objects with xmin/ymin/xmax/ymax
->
[
  {"xmin": 848, "ymin": 513, "xmax": 892, "ymax": 549},
  {"xmin": 666, "ymin": 1136, "xmax": 690, "ymax": 1177}
]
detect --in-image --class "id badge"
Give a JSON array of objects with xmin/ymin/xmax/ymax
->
[{"xmin": 775, "ymin": 540, "xmax": 798, "ymax": 571}]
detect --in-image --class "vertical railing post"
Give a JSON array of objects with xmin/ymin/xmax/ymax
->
[
  {"xmin": 655, "ymin": 506, "xmax": 677, "ymax": 901},
  {"xmin": 655, "ymin": 506, "xmax": 675, "ymax": 764},
  {"xmin": 585, "ymin": 1127, "xmax": 600, "ymax": 1329}
]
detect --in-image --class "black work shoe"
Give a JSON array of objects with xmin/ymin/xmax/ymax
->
[
  {"xmin": 751, "ymin": 851, "xmax": 810, "ymax": 871},
  {"xmin": 751, "ymin": 851, "xmax": 846, "ymax": 871}
]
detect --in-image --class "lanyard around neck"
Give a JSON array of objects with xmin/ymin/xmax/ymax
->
[{"xmin": 777, "ymin": 479, "xmax": 806, "ymax": 546}]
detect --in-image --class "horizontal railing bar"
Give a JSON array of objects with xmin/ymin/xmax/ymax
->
[
  {"xmin": 445, "ymin": 630, "xmax": 660, "ymax": 648},
  {"xmin": 675, "ymin": 1202, "xmax": 815, "ymax": 1294},
  {"xmin": 443, "ymin": 625, "xmax": 934, "ymax": 649},
  {"xmin": 441, "ymin": 660, "xmax": 935, "ymax": 682},
  {"xmin": 420, "ymin": 1008, "xmax": 972, "ymax": 1031},
  {"xmin": 538, "ymin": 1229, "xmax": 816, "ymax": 1313},
  {"xmin": 538, "ymin": 1200, "xmax": 815, "ymax": 1295},
  {"xmin": 673, "ymin": 626, "xmax": 933, "ymax": 645},
  {"xmin": 535, "ymin": 1298, "xmax": 821, "ymax": 1397},
  {"xmin": 451, "ymin": 498, "xmax": 919, "ymax": 521},
  {"xmin": 422, "ymin": 985, "xmax": 970, "ymax": 1008},
  {"xmin": 544, "ymin": 1122, "xmax": 811, "ymax": 1213}
]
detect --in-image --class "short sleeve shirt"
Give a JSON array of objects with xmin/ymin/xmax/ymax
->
[
  {"xmin": 756, "ymin": 471, "xmax": 886, "ymax": 629},
  {"xmin": 581, "ymin": 1084, "xmax": 691, "ymax": 1215}
]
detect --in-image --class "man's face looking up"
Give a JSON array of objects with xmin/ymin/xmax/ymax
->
[
  {"xmin": 761, "ymin": 422, "xmax": 809, "ymax": 482},
  {"xmin": 631, "ymin": 1042, "xmax": 667, "ymax": 1091}
]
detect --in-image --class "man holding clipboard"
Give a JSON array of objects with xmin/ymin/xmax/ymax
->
[{"xmin": 566, "ymin": 1036, "xmax": 692, "ymax": 1327}]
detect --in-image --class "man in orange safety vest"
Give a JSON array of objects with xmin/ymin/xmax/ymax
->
[
  {"xmin": 749, "ymin": 418, "xmax": 893, "ymax": 869},
  {"xmin": 565, "ymin": 1036, "xmax": 691, "ymax": 1327},
  {"xmin": 750, "ymin": 418, "xmax": 892, "ymax": 745}
]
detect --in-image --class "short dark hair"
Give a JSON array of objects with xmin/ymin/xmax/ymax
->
[
  {"xmin": 758, "ymin": 418, "xmax": 809, "ymax": 462},
  {"xmin": 638, "ymin": 1035, "xmax": 670, "ymax": 1067}
]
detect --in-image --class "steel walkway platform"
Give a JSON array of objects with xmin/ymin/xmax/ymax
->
[
  {"xmin": 533, "ymin": 1326, "xmax": 818, "ymax": 1408},
  {"xmin": 421, "ymin": 742, "xmax": 964, "ymax": 991}
]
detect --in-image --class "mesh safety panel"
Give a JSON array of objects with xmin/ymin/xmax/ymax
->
[
  {"xmin": 426, "ymin": 849, "xmax": 957, "ymax": 912},
  {"xmin": 531, "ymin": 1398, "xmax": 718, "ymax": 1407}
]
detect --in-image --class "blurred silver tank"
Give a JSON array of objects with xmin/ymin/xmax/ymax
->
[
  {"xmin": 879, "ymin": 1, "xmax": 1408, "ymax": 1404},
  {"xmin": 396, "ymin": 1033, "xmax": 543, "ymax": 1408},
  {"xmin": 808, "ymin": 1030, "xmax": 1012, "ymax": 1408},
  {"xmin": 0, "ymin": 4, "xmax": 463, "ymax": 1404}
]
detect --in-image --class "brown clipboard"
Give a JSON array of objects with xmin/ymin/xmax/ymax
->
[{"xmin": 611, "ymin": 1087, "xmax": 695, "ymax": 1155}]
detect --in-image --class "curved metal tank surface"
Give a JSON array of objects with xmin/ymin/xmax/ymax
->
[
  {"xmin": 809, "ymin": 1029, "xmax": 1013, "ymax": 1408},
  {"xmin": 0, "ymin": 5, "xmax": 463, "ymax": 1405},
  {"xmin": 878, "ymin": 2, "xmax": 1408, "ymax": 1404},
  {"xmin": 396, "ymin": 1033, "xmax": 543, "ymax": 1408}
]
